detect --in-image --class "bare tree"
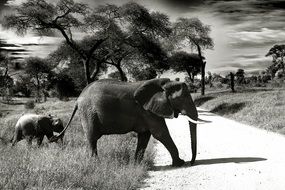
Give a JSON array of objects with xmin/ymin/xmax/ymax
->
[{"xmin": 172, "ymin": 18, "xmax": 214, "ymax": 95}]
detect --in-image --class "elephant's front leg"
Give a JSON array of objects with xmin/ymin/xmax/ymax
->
[
  {"xmin": 149, "ymin": 119, "xmax": 185, "ymax": 167},
  {"xmin": 25, "ymin": 136, "xmax": 33, "ymax": 146},
  {"xmin": 135, "ymin": 131, "xmax": 151, "ymax": 162}
]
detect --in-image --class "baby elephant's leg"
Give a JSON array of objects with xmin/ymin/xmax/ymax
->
[{"xmin": 36, "ymin": 135, "xmax": 44, "ymax": 147}]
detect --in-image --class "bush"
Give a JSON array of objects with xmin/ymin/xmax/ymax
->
[
  {"xmin": 254, "ymin": 82, "xmax": 266, "ymax": 87},
  {"xmin": 24, "ymin": 100, "xmax": 35, "ymax": 109},
  {"xmin": 215, "ymin": 82, "xmax": 224, "ymax": 89},
  {"xmin": 50, "ymin": 73, "xmax": 77, "ymax": 100},
  {"xmin": 12, "ymin": 80, "xmax": 32, "ymax": 97},
  {"xmin": 187, "ymin": 83, "xmax": 199, "ymax": 93}
]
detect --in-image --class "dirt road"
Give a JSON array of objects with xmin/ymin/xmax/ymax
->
[{"xmin": 142, "ymin": 108, "xmax": 285, "ymax": 190}]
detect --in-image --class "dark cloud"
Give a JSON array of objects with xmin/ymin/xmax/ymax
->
[
  {"xmin": 0, "ymin": 37, "xmax": 30, "ymax": 60},
  {"xmin": 236, "ymin": 54, "xmax": 260, "ymax": 59},
  {"xmin": 0, "ymin": 43, "xmax": 20, "ymax": 48},
  {"xmin": 0, "ymin": 0, "xmax": 8, "ymax": 11},
  {"xmin": 19, "ymin": 43, "xmax": 54, "ymax": 46},
  {"xmin": 159, "ymin": 0, "xmax": 204, "ymax": 6},
  {"xmin": 0, "ymin": 47, "xmax": 29, "ymax": 52},
  {"xmin": 206, "ymin": 0, "xmax": 285, "ymax": 31},
  {"xmin": 10, "ymin": 52, "xmax": 29, "ymax": 55},
  {"xmin": 252, "ymin": 0, "xmax": 285, "ymax": 10}
]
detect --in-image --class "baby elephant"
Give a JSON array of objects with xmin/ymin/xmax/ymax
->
[{"xmin": 12, "ymin": 114, "xmax": 64, "ymax": 146}]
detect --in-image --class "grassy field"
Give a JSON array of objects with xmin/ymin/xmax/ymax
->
[
  {"xmin": 193, "ymin": 88, "xmax": 285, "ymax": 135},
  {"xmin": 0, "ymin": 98, "xmax": 155, "ymax": 189}
]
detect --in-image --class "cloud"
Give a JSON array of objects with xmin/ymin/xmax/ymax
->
[
  {"xmin": 228, "ymin": 28, "xmax": 285, "ymax": 48},
  {"xmin": 235, "ymin": 54, "xmax": 260, "ymax": 59},
  {"xmin": 206, "ymin": 0, "xmax": 285, "ymax": 33},
  {"xmin": 213, "ymin": 55, "xmax": 272, "ymax": 73},
  {"xmin": 252, "ymin": 0, "xmax": 285, "ymax": 11}
]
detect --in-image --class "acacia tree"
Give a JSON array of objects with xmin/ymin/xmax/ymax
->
[
  {"xmin": 130, "ymin": 67, "xmax": 157, "ymax": 81},
  {"xmin": 25, "ymin": 57, "xmax": 51, "ymax": 102},
  {"xmin": 3, "ymin": 0, "xmax": 106, "ymax": 85},
  {"xmin": 0, "ymin": 52, "xmax": 14, "ymax": 101},
  {"xmin": 266, "ymin": 44, "xmax": 285, "ymax": 73},
  {"xmin": 44, "ymin": 2, "xmax": 170, "ymax": 83},
  {"xmin": 236, "ymin": 68, "xmax": 245, "ymax": 85},
  {"xmin": 266, "ymin": 63, "xmax": 279, "ymax": 79},
  {"xmin": 85, "ymin": 2, "xmax": 171, "ymax": 81},
  {"xmin": 169, "ymin": 51, "xmax": 202, "ymax": 83},
  {"xmin": 172, "ymin": 18, "xmax": 214, "ymax": 95}
]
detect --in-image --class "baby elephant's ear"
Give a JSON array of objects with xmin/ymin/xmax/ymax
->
[{"xmin": 134, "ymin": 78, "xmax": 174, "ymax": 118}]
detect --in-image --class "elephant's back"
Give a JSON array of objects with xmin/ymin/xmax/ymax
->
[
  {"xmin": 76, "ymin": 80, "xmax": 144, "ymax": 132},
  {"xmin": 78, "ymin": 79, "xmax": 142, "ymax": 101},
  {"xmin": 16, "ymin": 114, "xmax": 40, "ymax": 133},
  {"xmin": 17, "ymin": 114, "xmax": 39, "ymax": 124}
]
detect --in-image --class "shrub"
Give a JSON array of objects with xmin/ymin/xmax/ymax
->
[
  {"xmin": 216, "ymin": 82, "xmax": 224, "ymax": 89},
  {"xmin": 25, "ymin": 100, "xmax": 35, "ymax": 109},
  {"xmin": 50, "ymin": 73, "xmax": 77, "ymax": 100},
  {"xmin": 187, "ymin": 83, "xmax": 199, "ymax": 93}
]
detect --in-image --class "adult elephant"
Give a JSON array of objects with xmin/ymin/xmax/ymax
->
[
  {"xmin": 12, "ymin": 114, "xmax": 64, "ymax": 146},
  {"xmin": 51, "ymin": 78, "xmax": 203, "ymax": 167}
]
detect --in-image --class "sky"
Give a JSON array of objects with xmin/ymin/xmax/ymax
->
[{"xmin": 0, "ymin": 0, "xmax": 285, "ymax": 75}]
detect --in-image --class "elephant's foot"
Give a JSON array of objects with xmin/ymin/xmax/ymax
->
[
  {"xmin": 172, "ymin": 158, "xmax": 185, "ymax": 167},
  {"xmin": 190, "ymin": 159, "xmax": 196, "ymax": 166}
]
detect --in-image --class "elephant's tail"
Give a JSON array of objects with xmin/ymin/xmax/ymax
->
[{"xmin": 49, "ymin": 103, "xmax": 78, "ymax": 142}]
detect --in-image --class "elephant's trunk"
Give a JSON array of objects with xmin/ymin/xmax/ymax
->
[
  {"xmin": 181, "ymin": 105, "xmax": 198, "ymax": 165},
  {"xmin": 189, "ymin": 121, "xmax": 197, "ymax": 165}
]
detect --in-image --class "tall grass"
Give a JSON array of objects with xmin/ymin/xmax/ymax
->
[
  {"xmin": 194, "ymin": 88, "xmax": 285, "ymax": 135},
  {"xmin": 0, "ymin": 99, "xmax": 155, "ymax": 189}
]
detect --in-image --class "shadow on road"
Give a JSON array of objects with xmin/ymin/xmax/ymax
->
[
  {"xmin": 194, "ymin": 96, "xmax": 216, "ymax": 107},
  {"xmin": 195, "ymin": 157, "xmax": 267, "ymax": 165},
  {"xmin": 211, "ymin": 102, "xmax": 246, "ymax": 115},
  {"xmin": 151, "ymin": 157, "xmax": 267, "ymax": 171}
]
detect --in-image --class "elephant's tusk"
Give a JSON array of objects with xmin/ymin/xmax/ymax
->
[{"xmin": 179, "ymin": 114, "xmax": 211, "ymax": 124}]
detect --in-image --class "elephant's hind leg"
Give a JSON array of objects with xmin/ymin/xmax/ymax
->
[
  {"xmin": 135, "ymin": 131, "xmax": 151, "ymax": 162},
  {"xmin": 12, "ymin": 129, "xmax": 22, "ymax": 146},
  {"xmin": 80, "ymin": 112, "xmax": 101, "ymax": 157}
]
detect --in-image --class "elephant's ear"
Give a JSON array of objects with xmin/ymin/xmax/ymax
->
[{"xmin": 134, "ymin": 78, "xmax": 174, "ymax": 118}]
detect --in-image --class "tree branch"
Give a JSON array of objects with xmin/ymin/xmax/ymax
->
[
  {"xmin": 54, "ymin": 9, "xmax": 71, "ymax": 22},
  {"xmin": 54, "ymin": 24, "xmax": 87, "ymax": 59},
  {"xmin": 87, "ymin": 38, "xmax": 108, "ymax": 59}
]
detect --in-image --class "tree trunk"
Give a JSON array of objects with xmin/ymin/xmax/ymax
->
[
  {"xmin": 196, "ymin": 44, "xmax": 205, "ymax": 95},
  {"xmin": 36, "ymin": 75, "xmax": 40, "ymax": 103},
  {"xmin": 83, "ymin": 59, "xmax": 91, "ymax": 85},
  {"xmin": 90, "ymin": 62, "xmax": 102, "ymax": 82},
  {"xmin": 116, "ymin": 65, "xmax": 127, "ymax": 82},
  {"xmin": 201, "ymin": 62, "xmax": 205, "ymax": 95},
  {"xmin": 230, "ymin": 72, "xmax": 235, "ymax": 93},
  {"xmin": 281, "ymin": 56, "xmax": 285, "ymax": 73},
  {"xmin": 185, "ymin": 68, "xmax": 193, "ymax": 83}
]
